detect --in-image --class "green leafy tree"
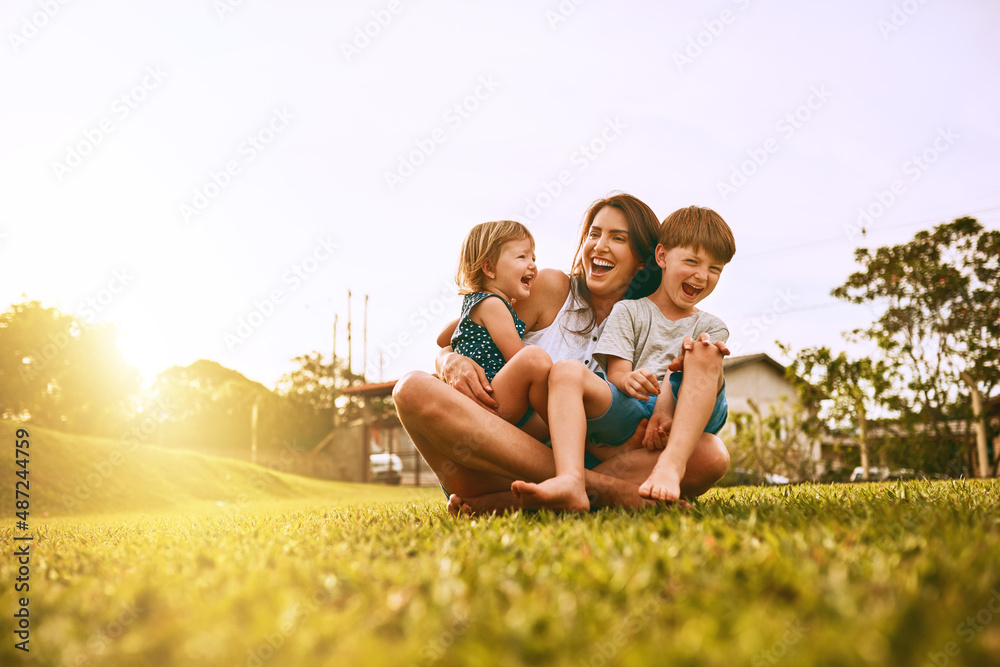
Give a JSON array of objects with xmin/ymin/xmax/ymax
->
[
  {"xmin": 147, "ymin": 359, "xmax": 278, "ymax": 457},
  {"xmin": 832, "ymin": 217, "xmax": 1000, "ymax": 476},
  {"xmin": 728, "ymin": 395, "xmax": 820, "ymax": 483},
  {"xmin": 275, "ymin": 352, "xmax": 391, "ymax": 434},
  {"xmin": 0, "ymin": 300, "xmax": 139, "ymax": 435},
  {"xmin": 783, "ymin": 345, "xmax": 898, "ymax": 479}
]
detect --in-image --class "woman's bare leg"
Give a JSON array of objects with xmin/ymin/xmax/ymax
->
[
  {"xmin": 393, "ymin": 371, "xmax": 726, "ymax": 513},
  {"xmin": 393, "ymin": 372, "xmax": 551, "ymax": 499}
]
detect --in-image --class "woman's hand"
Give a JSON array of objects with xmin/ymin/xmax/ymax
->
[{"xmin": 438, "ymin": 351, "xmax": 499, "ymax": 414}]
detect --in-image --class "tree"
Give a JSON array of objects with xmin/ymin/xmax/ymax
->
[
  {"xmin": 0, "ymin": 300, "xmax": 139, "ymax": 435},
  {"xmin": 783, "ymin": 345, "xmax": 897, "ymax": 480},
  {"xmin": 729, "ymin": 395, "xmax": 820, "ymax": 482},
  {"xmin": 832, "ymin": 217, "xmax": 1000, "ymax": 476},
  {"xmin": 275, "ymin": 352, "xmax": 391, "ymax": 430},
  {"xmin": 147, "ymin": 359, "xmax": 278, "ymax": 457}
]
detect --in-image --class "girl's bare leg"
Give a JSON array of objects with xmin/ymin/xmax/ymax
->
[
  {"xmin": 489, "ymin": 345, "xmax": 552, "ymax": 429},
  {"xmin": 510, "ymin": 360, "xmax": 613, "ymax": 512}
]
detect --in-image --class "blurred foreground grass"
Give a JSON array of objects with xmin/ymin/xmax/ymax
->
[{"xmin": 3, "ymin": 476, "xmax": 999, "ymax": 666}]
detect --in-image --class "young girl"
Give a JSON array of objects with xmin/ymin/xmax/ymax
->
[{"xmin": 450, "ymin": 220, "xmax": 552, "ymax": 437}]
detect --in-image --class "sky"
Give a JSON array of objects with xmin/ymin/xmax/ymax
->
[{"xmin": 2, "ymin": 0, "xmax": 999, "ymax": 390}]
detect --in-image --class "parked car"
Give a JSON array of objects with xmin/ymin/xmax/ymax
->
[
  {"xmin": 718, "ymin": 467, "xmax": 791, "ymax": 487},
  {"xmin": 370, "ymin": 445, "xmax": 403, "ymax": 484},
  {"xmin": 848, "ymin": 467, "xmax": 917, "ymax": 482}
]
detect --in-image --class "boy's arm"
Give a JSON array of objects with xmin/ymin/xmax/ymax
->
[
  {"xmin": 606, "ymin": 356, "xmax": 659, "ymax": 401},
  {"xmin": 471, "ymin": 297, "xmax": 524, "ymax": 362},
  {"xmin": 643, "ymin": 383, "xmax": 675, "ymax": 450}
]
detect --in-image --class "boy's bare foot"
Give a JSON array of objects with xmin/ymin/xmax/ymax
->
[
  {"xmin": 638, "ymin": 459, "xmax": 685, "ymax": 503},
  {"xmin": 511, "ymin": 476, "xmax": 591, "ymax": 512}
]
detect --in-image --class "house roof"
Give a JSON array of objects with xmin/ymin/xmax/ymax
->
[
  {"xmin": 723, "ymin": 353, "xmax": 786, "ymax": 375},
  {"xmin": 339, "ymin": 380, "xmax": 398, "ymax": 398}
]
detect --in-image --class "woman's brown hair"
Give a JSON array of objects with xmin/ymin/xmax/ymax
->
[{"xmin": 567, "ymin": 193, "xmax": 661, "ymax": 333}]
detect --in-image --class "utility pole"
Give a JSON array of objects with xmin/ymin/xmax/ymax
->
[
  {"xmin": 250, "ymin": 401, "xmax": 259, "ymax": 465},
  {"xmin": 363, "ymin": 294, "xmax": 369, "ymax": 383},
  {"xmin": 332, "ymin": 313, "xmax": 339, "ymax": 428},
  {"xmin": 347, "ymin": 290, "xmax": 353, "ymax": 384}
]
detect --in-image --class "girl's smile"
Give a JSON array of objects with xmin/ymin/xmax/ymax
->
[{"xmin": 485, "ymin": 237, "xmax": 536, "ymax": 303}]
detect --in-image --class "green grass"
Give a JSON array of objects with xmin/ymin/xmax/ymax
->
[
  {"xmin": 1, "ymin": 421, "xmax": 431, "ymax": 519},
  {"xmin": 2, "ymin": 422, "xmax": 999, "ymax": 666}
]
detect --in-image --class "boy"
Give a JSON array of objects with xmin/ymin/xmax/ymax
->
[{"xmin": 512, "ymin": 205, "xmax": 734, "ymax": 510}]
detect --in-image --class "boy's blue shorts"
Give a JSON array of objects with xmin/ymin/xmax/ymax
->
[{"xmin": 585, "ymin": 371, "xmax": 728, "ymax": 453}]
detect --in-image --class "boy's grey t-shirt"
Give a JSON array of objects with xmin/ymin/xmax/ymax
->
[{"xmin": 593, "ymin": 297, "xmax": 729, "ymax": 380}]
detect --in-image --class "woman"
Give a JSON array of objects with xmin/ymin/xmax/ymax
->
[{"xmin": 393, "ymin": 193, "xmax": 730, "ymax": 513}]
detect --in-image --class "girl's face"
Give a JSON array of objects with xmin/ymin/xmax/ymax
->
[
  {"xmin": 581, "ymin": 206, "xmax": 643, "ymax": 298},
  {"xmin": 484, "ymin": 237, "xmax": 536, "ymax": 302}
]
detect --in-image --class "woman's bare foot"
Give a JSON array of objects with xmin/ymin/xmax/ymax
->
[
  {"xmin": 446, "ymin": 494, "xmax": 471, "ymax": 516},
  {"xmin": 447, "ymin": 491, "xmax": 523, "ymax": 516},
  {"xmin": 638, "ymin": 459, "xmax": 685, "ymax": 503},
  {"xmin": 511, "ymin": 475, "xmax": 590, "ymax": 512}
]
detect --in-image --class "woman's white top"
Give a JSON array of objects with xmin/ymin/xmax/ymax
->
[{"xmin": 521, "ymin": 289, "xmax": 606, "ymax": 373}]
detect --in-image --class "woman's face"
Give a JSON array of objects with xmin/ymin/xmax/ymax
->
[{"xmin": 581, "ymin": 206, "xmax": 643, "ymax": 298}]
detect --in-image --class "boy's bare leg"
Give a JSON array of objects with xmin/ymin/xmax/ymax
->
[
  {"xmin": 511, "ymin": 360, "xmax": 613, "ymax": 512},
  {"xmin": 639, "ymin": 342, "xmax": 725, "ymax": 503}
]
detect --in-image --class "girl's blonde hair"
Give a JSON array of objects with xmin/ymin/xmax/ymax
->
[{"xmin": 455, "ymin": 220, "xmax": 535, "ymax": 294}]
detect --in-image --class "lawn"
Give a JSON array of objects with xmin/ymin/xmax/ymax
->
[{"xmin": 3, "ymin": 423, "xmax": 1000, "ymax": 666}]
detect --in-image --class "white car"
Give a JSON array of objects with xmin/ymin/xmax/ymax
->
[
  {"xmin": 370, "ymin": 447, "xmax": 403, "ymax": 484},
  {"xmin": 849, "ymin": 467, "xmax": 916, "ymax": 482}
]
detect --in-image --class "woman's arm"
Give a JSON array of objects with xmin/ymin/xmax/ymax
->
[
  {"xmin": 435, "ymin": 346, "xmax": 499, "ymax": 413},
  {"xmin": 512, "ymin": 268, "xmax": 569, "ymax": 332},
  {"xmin": 436, "ymin": 319, "xmax": 459, "ymax": 348}
]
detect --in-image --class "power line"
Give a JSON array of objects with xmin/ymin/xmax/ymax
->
[
  {"xmin": 738, "ymin": 203, "xmax": 1000, "ymax": 262},
  {"xmin": 729, "ymin": 300, "xmax": 846, "ymax": 320}
]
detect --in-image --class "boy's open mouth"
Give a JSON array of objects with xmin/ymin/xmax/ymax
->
[
  {"xmin": 682, "ymin": 282, "xmax": 703, "ymax": 297},
  {"xmin": 521, "ymin": 275, "xmax": 532, "ymax": 287},
  {"xmin": 590, "ymin": 257, "xmax": 615, "ymax": 276}
]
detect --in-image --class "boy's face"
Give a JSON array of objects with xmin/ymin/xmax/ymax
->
[{"xmin": 655, "ymin": 244, "xmax": 725, "ymax": 312}]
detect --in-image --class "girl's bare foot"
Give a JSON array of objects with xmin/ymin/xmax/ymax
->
[{"xmin": 511, "ymin": 476, "xmax": 590, "ymax": 512}]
